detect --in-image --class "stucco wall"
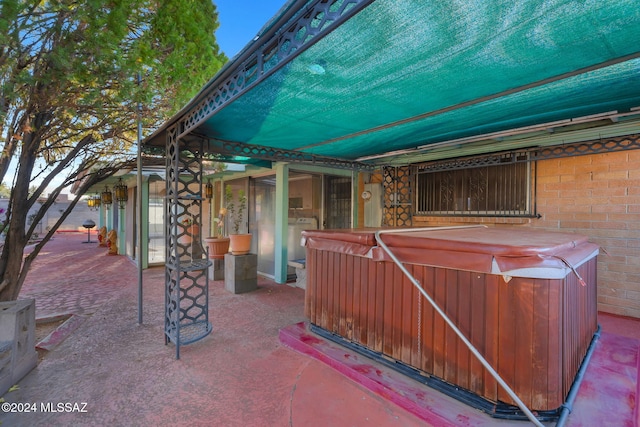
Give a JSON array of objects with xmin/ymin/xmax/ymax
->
[{"xmin": 0, "ymin": 195, "xmax": 99, "ymax": 236}]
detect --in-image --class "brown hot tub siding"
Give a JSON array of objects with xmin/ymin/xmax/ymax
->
[{"xmin": 303, "ymin": 229, "xmax": 598, "ymax": 411}]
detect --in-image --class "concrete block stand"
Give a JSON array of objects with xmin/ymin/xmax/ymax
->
[
  {"xmin": 208, "ymin": 258, "xmax": 225, "ymax": 281},
  {"xmin": 0, "ymin": 299, "xmax": 38, "ymax": 397},
  {"xmin": 224, "ymin": 253, "xmax": 257, "ymax": 294}
]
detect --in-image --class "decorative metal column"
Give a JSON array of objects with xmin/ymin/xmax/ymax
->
[
  {"xmin": 164, "ymin": 126, "xmax": 212, "ymax": 359},
  {"xmin": 383, "ymin": 166, "xmax": 413, "ymax": 227}
]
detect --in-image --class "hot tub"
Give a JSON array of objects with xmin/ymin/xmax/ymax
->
[{"xmin": 301, "ymin": 226, "xmax": 599, "ymax": 416}]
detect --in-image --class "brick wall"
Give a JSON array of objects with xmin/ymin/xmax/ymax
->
[
  {"xmin": 533, "ymin": 151, "xmax": 640, "ymax": 318},
  {"xmin": 412, "ymin": 150, "xmax": 640, "ymax": 318}
]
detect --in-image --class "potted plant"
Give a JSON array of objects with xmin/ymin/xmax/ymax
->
[
  {"xmin": 178, "ymin": 216, "xmax": 198, "ymax": 245},
  {"xmin": 204, "ymin": 208, "xmax": 230, "ymax": 259},
  {"xmin": 225, "ymin": 184, "xmax": 251, "ymax": 255}
]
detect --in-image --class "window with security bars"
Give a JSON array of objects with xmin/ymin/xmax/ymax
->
[{"xmin": 416, "ymin": 160, "xmax": 533, "ymax": 216}]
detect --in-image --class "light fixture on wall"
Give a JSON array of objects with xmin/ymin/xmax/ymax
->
[
  {"xmin": 101, "ymin": 186, "xmax": 113, "ymax": 210},
  {"xmin": 87, "ymin": 194, "xmax": 101, "ymax": 211},
  {"xmin": 114, "ymin": 178, "xmax": 128, "ymax": 209},
  {"xmin": 205, "ymin": 179, "xmax": 213, "ymax": 199}
]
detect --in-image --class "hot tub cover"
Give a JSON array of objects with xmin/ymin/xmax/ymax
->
[{"xmin": 301, "ymin": 226, "xmax": 599, "ymax": 280}]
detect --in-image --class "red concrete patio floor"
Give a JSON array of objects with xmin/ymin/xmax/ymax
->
[{"xmin": 1, "ymin": 232, "xmax": 638, "ymax": 426}]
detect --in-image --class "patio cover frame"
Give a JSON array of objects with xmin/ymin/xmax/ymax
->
[{"xmin": 144, "ymin": 0, "xmax": 640, "ymax": 168}]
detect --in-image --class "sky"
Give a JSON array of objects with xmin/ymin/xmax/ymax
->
[{"xmin": 214, "ymin": 0, "xmax": 287, "ymax": 58}]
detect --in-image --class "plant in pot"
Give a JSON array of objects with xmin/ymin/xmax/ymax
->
[
  {"xmin": 178, "ymin": 216, "xmax": 197, "ymax": 245},
  {"xmin": 203, "ymin": 161, "xmax": 230, "ymax": 259},
  {"xmin": 204, "ymin": 208, "xmax": 230, "ymax": 259},
  {"xmin": 225, "ymin": 184, "xmax": 251, "ymax": 255}
]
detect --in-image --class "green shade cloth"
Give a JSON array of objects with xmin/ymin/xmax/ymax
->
[{"xmin": 157, "ymin": 0, "xmax": 640, "ymax": 165}]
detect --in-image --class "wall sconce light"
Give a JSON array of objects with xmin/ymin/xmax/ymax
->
[
  {"xmin": 87, "ymin": 194, "xmax": 101, "ymax": 211},
  {"xmin": 101, "ymin": 186, "xmax": 113, "ymax": 210},
  {"xmin": 205, "ymin": 179, "xmax": 213, "ymax": 199},
  {"xmin": 114, "ymin": 178, "xmax": 128, "ymax": 209}
]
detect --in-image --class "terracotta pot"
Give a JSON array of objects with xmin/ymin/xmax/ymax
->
[
  {"xmin": 188, "ymin": 224, "xmax": 200, "ymax": 237},
  {"xmin": 204, "ymin": 237, "xmax": 230, "ymax": 259},
  {"xmin": 178, "ymin": 224, "xmax": 199, "ymax": 246},
  {"xmin": 229, "ymin": 233, "xmax": 252, "ymax": 255}
]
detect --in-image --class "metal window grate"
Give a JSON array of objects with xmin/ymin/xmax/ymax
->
[
  {"xmin": 416, "ymin": 158, "xmax": 532, "ymax": 217},
  {"xmin": 324, "ymin": 175, "xmax": 352, "ymax": 229}
]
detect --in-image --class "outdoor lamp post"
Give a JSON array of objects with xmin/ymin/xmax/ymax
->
[
  {"xmin": 101, "ymin": 186, "xmax": 113, "ymax": 210},
  {"xmin": 114, "ymin": 178, "xmax": 128, "ymax": 209}
]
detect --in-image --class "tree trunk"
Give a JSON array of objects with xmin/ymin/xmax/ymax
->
[
  {"xmin": 0, "ymin": 194, "xmax": 30, "ymax": 300},
  {"xmin": 0, "ymin": 121, "xmax": 40, "ymax": 301},
  {"xmin": 0, "ymin": 249, "xmax": 28, "ymax": 301}
]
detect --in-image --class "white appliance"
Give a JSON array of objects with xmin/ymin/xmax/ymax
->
[{"xmin": 288, "ymin": 217, "xmax": 317, "ymax": 262}]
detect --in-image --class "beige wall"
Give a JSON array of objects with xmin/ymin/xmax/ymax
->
[
  {"xmin": 0, "ymin": 195, "xmax": 99, "ymax": 236},
  {"xmin": 413, "ymin": 149, "xmax": 640, "ymax": 319},
  {"xmin": 534, "ymin": 151, "xmax": 640, "ymax": 318}
]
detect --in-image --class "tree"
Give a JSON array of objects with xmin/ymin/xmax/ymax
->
[{"xmin": 0, "ymin": 0, "xmax": 227, "ymax": 301}]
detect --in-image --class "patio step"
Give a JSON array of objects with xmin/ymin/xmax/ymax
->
[{"xmin": 36, "ymin": 314, "xmax": 86, "ymax": 351}]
